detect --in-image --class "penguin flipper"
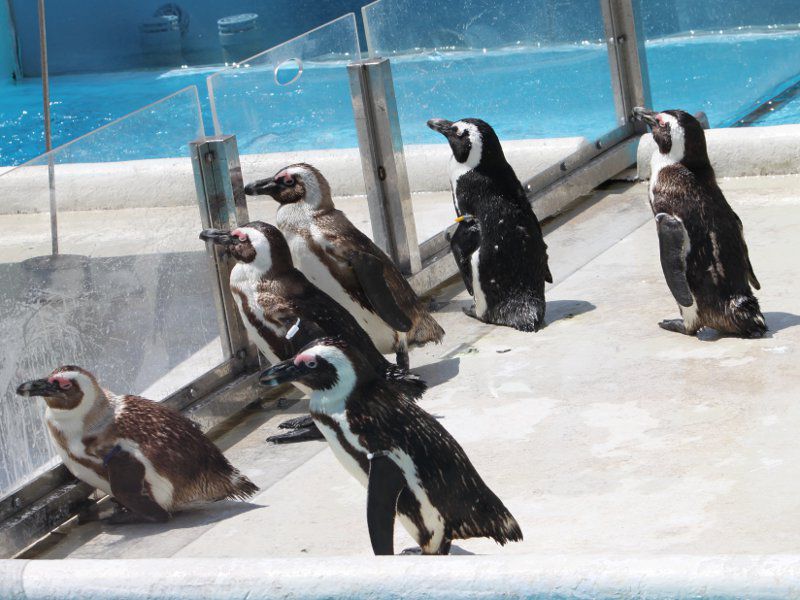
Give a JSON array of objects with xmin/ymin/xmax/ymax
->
[
  {"xmin": 736, "ymin": 218, "xmax": 761, "ymax": 290},
  {"xmin": 656, "ymin": 213, "xmax": 694, "ymax": 308},
  {"xmin": 367, "ymin": 453, "xmax": 406, "ymax": 555},
  {"xmin": 348, "ymin": 251, "xmax": 412, "ymax": 332},
  {"xmin": 449, "ymin": 220, "xmax": 481, "ymax": 296},
  {"xmin": 106, "ymin": 447, "xmax": 170, "ymax": 523}
]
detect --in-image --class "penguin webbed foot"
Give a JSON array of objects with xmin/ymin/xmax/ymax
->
[
  {"xmin": 400, "ymin": 546, "xmax": 423, "ymax": 555},
  {"xmin": 104, "ymin": 505, "xmax": 169, "ymax": 525},
  {"xmin": 658, "ymin": 318, "xmax": 694, "ymax": 335},
  {"xmin": 278, "ymin": 415, "xmax": 315, "ymax": 430},
  {"xmin": 267, "ymin": 424, "xmax": 324, "ymax": 444}
]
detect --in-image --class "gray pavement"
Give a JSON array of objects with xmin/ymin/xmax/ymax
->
[{"xmin": 26, "ymin": 175, "xmax": 800, "ymax": 558}]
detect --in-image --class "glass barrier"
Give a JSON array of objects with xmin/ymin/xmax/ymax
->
[
  {"xmin": 640, "ymin": 0, "xmax": 800, "ymax": 126},
  {"xmin": 0, "ymin": 86, "xmax": 222, "ymax": 500},
  {"xmin": 207, "ymin": 14, "xmax": 373, "ymax": 235},
  {"xmin": 362, "ymin": 0, "xmax": 621, "ymax": 243}
]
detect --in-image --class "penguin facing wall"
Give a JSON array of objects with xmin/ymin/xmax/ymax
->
[
  {"xmin": 16, "ymin": 366, "xmax": 258, "ymax": 523},
  {"xmin": 243, "ymin": 163, "xmax": 444, "ymax": 370},
  {"xmin": 259, "ymin": 337, "xmax": 523, "ymax": 555},
  {"xmin": 428, "ymin": 118, "xmax": 552, "ymax": 332},
  {"xmin": 634, "ymin": 107, "xmax": 767, "ymax": 338}
]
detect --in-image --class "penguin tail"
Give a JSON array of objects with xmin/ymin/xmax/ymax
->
[
  {"xmin": 496, "ymin": 294, "xmax": 546, "ymax": 333},
  {"xmin": 408, "ymin": 311, "xmax": 445, "ymax": 347},
  {"xmin": 727, "ymin": 294, "xmax": 767, "ymax": 338},
  {"xmin": 384, "ymin": 364, "xmax": 428, "ymax": 401},
  {"xmin": 489, "ymin": 512, "xmax": 524, "ymax": 546},
  {"xmin": 225, "ymin": 470, "xmax": 259, "ymax": 501}
]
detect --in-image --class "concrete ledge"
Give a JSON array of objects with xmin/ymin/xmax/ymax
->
[
  {"xmin": 637, "ymin": 123, "xmax": 800, "ymax": 179},
  {"xmin": 0, "ymin": 139, "xmax": 586, "ymax": 215},
  {"xmin": 3, "ymin": 555, "xmax": 800, "ymax": 599}
]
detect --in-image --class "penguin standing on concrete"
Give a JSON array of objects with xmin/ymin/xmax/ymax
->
[
  {"xmin": 200, "ymin": 222, "xmax": 427, "ymax": 442},
  {"xmin": 634, "ymin": 107, "xmax": 767, "ymax": 337},
  {"xmin": 427, "ymin": 118, "xmax": 552, "ymax": 332},
  {"xmin": 16, "ymin": 366, "xmax": 258, "ymax": 524},
  {"xmin": 243, "ymin": 163, "xmax": 444, "ymax": 369},
  {"xmin": 259, "ymin": 337, "xmax": 523, "ymax": 555}
]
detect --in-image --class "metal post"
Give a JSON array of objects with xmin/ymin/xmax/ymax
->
[
  {"xmin": 190, "ymin": 135, "xmax": 254, "ymax": 362},
  {"xmin": 348, "ymin": 57, "xmax": 421, "ymax": 275},
  {"xmin": 600, "ymin": 0, "xmax": 652, "ymax": 132},
  {"xmin": 37, "ymin": 0, "xmax": 57, "ymax": 255}
]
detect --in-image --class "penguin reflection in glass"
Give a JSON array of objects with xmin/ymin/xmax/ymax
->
[
  {"xmin": 243, "ymin": 163, "xmax": 444, "ymax": 370},
  {"xmin": 634, "ymin": 107, "xmax": 767, "ymax": 338},
  {"xmin": 16, "ymin": 367, "xmax": 258, "ymax": 524},
  {"xmin": 260, "ymin": 337, "xmax": 523, "ymax": 555},
  {"xmin": 200, "ymin": 222, "xmax": 426, "ymax": 442},
  {"xmin": 428, "ymin": 118, "xmax": 552, "ymax": 331}
]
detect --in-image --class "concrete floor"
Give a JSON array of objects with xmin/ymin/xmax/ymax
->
[{"xmin": 31, "ymin": 175, "xmax": 800, "ymax": 559}]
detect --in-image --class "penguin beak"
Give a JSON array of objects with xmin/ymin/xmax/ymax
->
[
  {"xmin": 244, "ymin": 177, "xmax": 278, "ymax": 197},
  {"xmin": 259, "ymin": 359, "xmax": 309, "ymax": 387},
  {"xmin": 16, "ymin": 378, "xmax": 60, "ymax": 398},
  {"xmin": 427, "ymin": 118, "xmax": 454, "ymax": 136},
  {"xmin": 633, "ymin": 106, "xmax": 659, "ymax": 127},
  {"xmin": 199, "ymin": 229, "xmax": 237, "ymax": 246}
]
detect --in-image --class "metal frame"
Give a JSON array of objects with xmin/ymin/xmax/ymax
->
[{"xmin": 348, "ymin": 57, "xmax": 421, "ymax": 275}]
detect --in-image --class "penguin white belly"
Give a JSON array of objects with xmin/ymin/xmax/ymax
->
[
  {"xmin": 46, "ymin": 417, "xmax": 112, "ymax": 495},
  {"xmin": 285, "ymin": 232, "xmax": 398, "ymax": 354},
  {"xmin": 471, "ymin": 249, "xmax": 488, "ymax": 318},
  {"xmin": 314, "ymin": 415, "xmax": 369, "ymax": 488}
]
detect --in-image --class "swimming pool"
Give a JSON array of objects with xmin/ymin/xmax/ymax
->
[{"xmin": 2, "ymin": 29, "xmax": 800, "ymax": 166}]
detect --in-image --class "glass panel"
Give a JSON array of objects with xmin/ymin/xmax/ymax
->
[
  {"xmin": 362, "ymin": 0, "xmax": 620, "ymax": 242},
  {"xmin": 207, "ymin": 14, "xmax": 369, "ymax": 233},
  {"xmin": 0, "ymin": 87, "xmax": 222, "ymax": 500},
  {"xmin": 641, "ymin": 0, "xmax": 800, "ymax": 126}
]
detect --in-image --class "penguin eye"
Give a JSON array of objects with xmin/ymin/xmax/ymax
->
[
  {"xmin": 280, "ymin": 175, "xmax": 295, "ymax": 187},
  {"xmin": 306, "ymin": 360, "xmax": 317, "ymax": 369},
  {"xmin": 57, "ymin": 379, "xmax": 72, "ymax": 390}
]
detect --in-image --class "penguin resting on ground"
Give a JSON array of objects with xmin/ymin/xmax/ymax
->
[
  {"xmin": 16, "ymin": 366, "xmax": 258, "ymax": 523},
  {"xmin": 243, "ymin": 163, "xmax": 444, "ymax": 369},
  {"xmin": 259, "ymin": 337, "xmax": 523, "ymax": 555},
  {"xmin": 427, "ymin": 118, "xmax": 552, "ymax": 332},
  {"xmin": 634, "ymin": 107, "xmax": 767, "ymax": 338},
  {"xmin": 200, "ymin": 222, "xmax": 427, "ymax": 443}
]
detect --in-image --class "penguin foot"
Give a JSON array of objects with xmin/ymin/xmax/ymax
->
[
  {"xmin": 267, "ymin": 425, "xmax": 324, "ymax": 444},
  {"xmin": 278, "ymin": 415, "xmax": 315, "ymax": 430},
  {"xmin": 75, "ymin": 499, "xmax": 103, "ymax": 524},
  {"xmin": 658, "ymin": 319, "xmax": 691, "ymax": 335},
  {"xmin": 396, "ymin": 348, "xmax": 410, "ymax": 370},
  {"xmin": 105, "ymin": 506, "xmax": 167, "ymax": 525},
  {"xmin": 400, "ymin": 546, "xmax": 423, "ymax": 555}
]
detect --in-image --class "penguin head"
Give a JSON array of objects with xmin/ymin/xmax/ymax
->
[
  {"xmin": 427, "ymin": 117, "xmax": 505, "ymax": 170},
  {"xmin": 259, "ymin": 337, "xmax": 372, "ymax": 396},
  {"xmin": 200, "ymin": 221, "xmax": 293, "ymax": 274},
  {"xmin": 634, "ymin": 107, "xmax": 710, "ymax": 169},
  {"xmin": 16, "ymin": 366, "xmax": 101, "ymax": 412},
  {"xmin": 244, "ymin": 163, "xmax": 333, "ymax": 211}
]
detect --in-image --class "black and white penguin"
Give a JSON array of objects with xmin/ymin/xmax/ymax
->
[
  {"xmin": 243, "ymin": 163, "xmax": 444, "ymax": 369},
  {"xmin": 259, "ymin": 337, "xmax": 523, "ymax": 555},
  {"xmin": 200, "ymin": 222, "xmax": 427, "ymax": 442},
  {"xmin": 427, "ymin": 118, "xmax": 552, "ymax": 332},
  {"xmin": 16, "ymin": 366, "xmax": 258, "ymax": 523},
  {"xmin": 634, "ymin": 107, "xmax": 767, "ymax": 337}
]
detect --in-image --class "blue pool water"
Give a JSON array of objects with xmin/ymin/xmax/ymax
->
[{"xmin": 2, "ymin": 30, "xmax": 800, "ymax": 166}]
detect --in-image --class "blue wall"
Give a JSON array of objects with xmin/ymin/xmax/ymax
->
[
  {"xmin": 10, "ymin": 0, "xmax": 800, "ymax": 76},
  {"xmin": 14, "ymin": 0, "xmax": 366, "ymax": 76},
  {"xmin": 0, "ymin": 0, "xmax": 20, "ymax": 82}
]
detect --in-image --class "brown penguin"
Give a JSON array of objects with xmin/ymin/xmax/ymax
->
[{"xmin": 16, "ymin": 366, "xmax": 258, "ymax": 523}]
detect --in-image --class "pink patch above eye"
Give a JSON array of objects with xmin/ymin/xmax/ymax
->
[
  {"xmin": 48, "ymin": 376, "xmax": 72, "ymax": 389},
  {"xmin": 294, "ymin": 353, "xmax": 314, "ymax": 367},
  {"xmin": 656, "ymin": 114, "xmax": 666, "ymax": 126},
  {"xmin": 231, "ymin": 229, "xmax": 247, "ymax": 241}
]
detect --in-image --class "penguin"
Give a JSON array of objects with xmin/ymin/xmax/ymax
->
[
  {"xmin": 633, "ymin": 107, "xmax": 767, "ymax": 338},
  {"xmin": 16, "ymin": 366, "xmax": 258, "ymax": 524},
  {"xmin": 259, "ymin": 337, "xmax": 523, "ymax": 556},
  {"xmin": 427, "ymin": 118, "xmax": 552, "ymax": 332},
  {"xmin": 199, "ymin": 222, "xmax": 427, "ymax": 443},
  {"xmin": 243, "ymin": 163, "xmax": 444, "ymax": 370}
]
